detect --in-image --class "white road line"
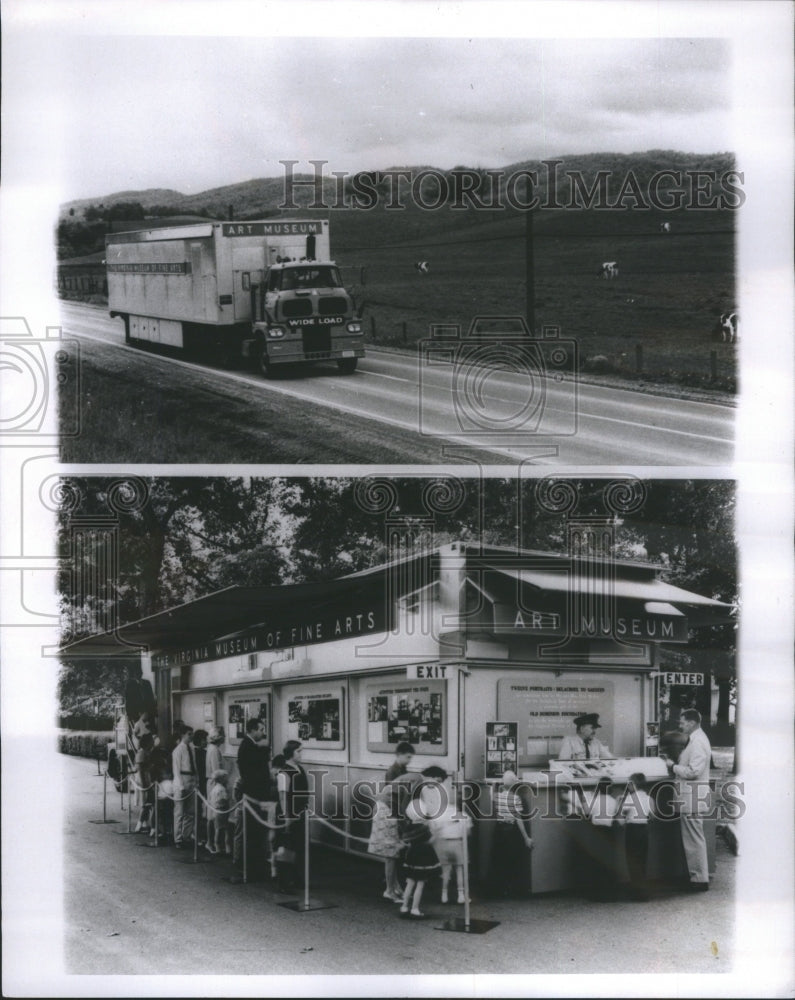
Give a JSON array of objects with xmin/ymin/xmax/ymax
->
[
  {"xmin": 63, "ymin": 308, "xmax": 732, "ymax": 458},
  {"xmin": 359, "ymin": 367, "xmax": 731, "ymax": 445}
]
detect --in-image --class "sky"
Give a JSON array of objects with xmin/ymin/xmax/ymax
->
[{"xmin": 6, "ymin": 32, "xmax": 732, "ymax": 203}]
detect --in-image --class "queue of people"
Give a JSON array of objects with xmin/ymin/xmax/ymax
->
[{"xmin": 121, "ymin": 704, "xmax": 716, "ymax": 907}]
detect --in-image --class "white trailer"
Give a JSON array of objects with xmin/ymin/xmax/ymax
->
[{"xmin": 106, "ymin": 219, "xmax": 364, "ymax": 374}]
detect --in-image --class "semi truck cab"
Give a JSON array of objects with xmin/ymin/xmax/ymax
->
[{"xmin": 246, "ymin": 260, "xmax": 364, "ymax": 375}]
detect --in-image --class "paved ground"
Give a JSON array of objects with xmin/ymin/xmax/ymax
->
[
  {"xmin": 61, "ymin": 301, "xmax": 734, "ymax": 466},
  {"xmin": 48, "ymin": 753, "xmax": 739, "ymax": 983}
]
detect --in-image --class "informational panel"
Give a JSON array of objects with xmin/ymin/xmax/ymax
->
[
  {"xmin": 485, "ymin": 721, "xmax": 518, "ymax": 780},
  {"xmin": 226, "ymin": 689, "xmax": 269, "ymax": 746},
  {"xmin": 498, "ymin": 677, "xmax": 615, "ymax": 763},
  {"xmin": 285, "ymin": 686, "xmax": 345, "ymax": 750},
  {"xmin": 366, "ymin": 679, "xmax": 446, "ymax": 755}
]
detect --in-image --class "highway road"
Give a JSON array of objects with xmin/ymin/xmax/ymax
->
[{"xmin": 60, "ymin": 302, "xmax": 734, "ymax": 466}]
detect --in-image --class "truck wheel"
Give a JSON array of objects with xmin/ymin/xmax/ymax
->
[{"xmin": 336, "ymin": 358, "xmax": 358, "ymax": 375}]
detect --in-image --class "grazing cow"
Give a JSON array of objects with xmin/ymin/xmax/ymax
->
[
  {"xmin": 660, "ymin": 222, "xmax": 671, "ymax": 234},
  {"xmin": 719, "ymin": 311, "xmax": 738, "ymax": 343},
  {"xmin": 599, "ymin": 261, "xmax": 618, "ymax": 279},
  {"xmin": 415, "ymin": 260, "xmax": 429, "ymax": 274}
]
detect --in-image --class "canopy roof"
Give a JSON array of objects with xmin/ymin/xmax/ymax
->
[{"xmin": 61, "ymin": 542, "xmax": 734, "ymax": 658}]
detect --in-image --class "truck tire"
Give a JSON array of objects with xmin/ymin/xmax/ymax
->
[{"xmin": 336, "ymin": 358, "xmax": 358, "ymax": 375}]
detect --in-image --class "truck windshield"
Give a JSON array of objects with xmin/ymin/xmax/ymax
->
[{"xmin": 280, "ymin": 266, "xmax": 342, "ymax": 291}]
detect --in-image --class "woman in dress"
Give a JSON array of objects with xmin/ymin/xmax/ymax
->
[
  {"xmin": 367, "ymin": 742, "xmax": 416, "ymax": 901},
  {"xmin": 276, "ymin": 740, "xmax": 310, "ymax": 891},
  {"xmin": 204, "ymin": 727, "xmax": 226, "ymax": 851}
]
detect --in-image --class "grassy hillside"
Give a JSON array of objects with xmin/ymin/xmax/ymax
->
[{"xmin": 59, "ymin": 151, "xmax": 738, "ymax": 390}]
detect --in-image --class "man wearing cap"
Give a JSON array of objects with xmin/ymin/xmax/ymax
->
[{"xmin": 558, "ymin": 714, "xmax": 616, "ymax": 761}]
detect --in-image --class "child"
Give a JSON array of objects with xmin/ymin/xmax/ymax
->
[
  {"xmin": 368, "ymin": 741, "xmax": 416, "ymax": 901},
  {"xmin": 398, "ymin": 768, "xmax": 445, "ymax": 918},
  {"xmin": 613, "ymin": 773, "xmax": 653, "ymax": 901},
  {"xmin": 267, "ymin": 754, "xmax": 286, "ymax": 878},
  {"xmin": 429, "ymin": 798, "xmax": 473, "ymax": 904},
  {"xmin": 207, "ymin": 769, "xmax": 232, "ymax": 855},
  {"xmin": 487, "ymin": 770, "xmax": 533, "ymax": 898}
]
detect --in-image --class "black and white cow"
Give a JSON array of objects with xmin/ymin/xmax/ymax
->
[
  {"xmin": 718, "ymin": 311, "xmax": 738, "ymax": 343},
  {"xmin": 660, "ymin": 222, "xmax": 671, "ymax": 234},
  {"xmin": 598, "ymin": 261, "xmax": 619, "ymax": 279}
]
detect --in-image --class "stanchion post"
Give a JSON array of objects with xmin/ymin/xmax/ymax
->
[
  {"xmin": 462, "ymin": 814, "xmax": 471, "ymax": 931},
  {"xmin": 304, "ymin": 810, "xmax": 311, "ymax": 911},
  {"xmin": 128, "ymin": 781, "xmax": 133, "ymax": 833},
  {"xmin": 154, "ymin": 785, "xmax": 159, "ymax": 846},
  {"xmin": 435, "ymin": 797, "xmax": 499, "ymax": 934},
  {"xmin": 103, "ymin": 771, "xmax": 108, "ymax": 822},
  {"xmin": 277, "ymin": 811, "xmax": 337, "ymax": 913},
  {"xmin": 243, "ymin": 798, "xmax": 248, "ymax": 884},
  {"xmin": 193, "ymin": 788, "xmax": 199, "ymax": 863}
]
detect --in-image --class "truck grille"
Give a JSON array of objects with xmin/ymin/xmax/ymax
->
[
  {"xmin": 318, "ymin": 297, "xmax": 348, "ymax": 315},
  {"xmin": 282, "ymin": 299, "xmax": 313, "ymax": 318},
  {"xmin": 302, "ymin": 328, "xmax": 332, "ymax": 354}
]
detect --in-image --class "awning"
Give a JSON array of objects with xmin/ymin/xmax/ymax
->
[
  {"xmin": 60, "ymin": 575, "xmax": 382, "ymax": 658},
  {"xmin": 489, "ymin": 566, "xmax": 734, "ymax": 611}
]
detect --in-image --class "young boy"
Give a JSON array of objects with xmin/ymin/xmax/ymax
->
[{"xmin": 429, "ymin": 792, "xmax": 473, "ymax": 904}]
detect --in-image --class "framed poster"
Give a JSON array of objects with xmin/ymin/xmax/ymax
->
[
  {"xmin": 366, "ymin": 679, "xmax": 446, "ymax": 755},
  {"xmin": 485, "ymin": 721, "xmax": 519, "ymax": 780},
  {"xmin": 225, "ymin": 690, "xmax": 269, "ymax": 746},
  {"xmin": 284, "ymin": 686, "xmax": 344, "ymax": 750}
]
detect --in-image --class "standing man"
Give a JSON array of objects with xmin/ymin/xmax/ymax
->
[
  {"xmin": 234, "ymin": 717, "xmax": 272, "ymax": 880},
  {"xmin": 664, "ymin": 708, "xmax": 712, "ymax": 891},
  {"xmin": 171, "ymin": 725, "xmax": 197, "ymax": 848},
  {"xmin": 558, "ymin": 713, "xmax": 616, "ymax": 761}
]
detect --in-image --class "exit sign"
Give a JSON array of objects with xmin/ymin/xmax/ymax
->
[
  {"xmin": 406, "ymin": 664, "xmax": 450, "ymax": 680},
  {"xmin": 663, "ymin": 671, "xmax": 705, "ymax": 686}
]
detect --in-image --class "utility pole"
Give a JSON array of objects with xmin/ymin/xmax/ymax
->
[{"xmin": 525, "ymin": 207, "xmax": 535, "ymax": 335}]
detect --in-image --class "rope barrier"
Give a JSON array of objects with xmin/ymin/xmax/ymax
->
[
  {"xmin": 241, "ymin": 796, "xmax": 290, "ymax": 830},
  {"xmin": 195, "ymin": 788, "xmax": 241, "ymax": 818},
  {"xmin": 93, "ymin": 772, "xmax": 485, "ymax": 927},
  {"xmin": 128, "ymin": 773, "xmax": 157, "ymax": 794},
  {"xmin": 312, "ymin": 812, "xmax": 372, "ymax": 847}
]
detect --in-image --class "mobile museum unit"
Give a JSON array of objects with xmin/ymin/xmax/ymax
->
[{"xmin": 63, "ymin": 542, "xmax": 734, "ymax": 894}]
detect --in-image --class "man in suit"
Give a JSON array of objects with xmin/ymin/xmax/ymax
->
[
  {"xmin": 233, "ymin": 717, "xmax": 272, "ymax": 880},
  {"xmin": 664, "ymin": 708, "xmax": 712, "ymax": 891},
  {"xmin": 558, "ymin": 713, "xmax": 616, "ymax": 761},
  {"xmin": 171, "ymin": 725, "xmax": 197, "ymax": 848}
]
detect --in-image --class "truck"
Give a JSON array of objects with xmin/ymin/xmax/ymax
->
[{"xmin": 105, "ymin": 219, "xmax": 364, "ymax": 375}]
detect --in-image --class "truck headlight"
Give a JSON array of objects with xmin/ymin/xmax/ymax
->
[
  {"xmin": 268, "ymin": 327, "xmax": 285, "ymax": 339},
  {"xmin": 346, "ymin": 322, "xmax": 362, "ymax": 334}
]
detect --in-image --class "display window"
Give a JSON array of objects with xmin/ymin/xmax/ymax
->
[
  {"xmin": 225, "ymin": 689, "xmax": 270, "ymax": 745},
  {"xmin": 365, "ymin": 679, "xmax": 447, "ymax": 755},
  {"xmin": 497, "ymin": 676, "xmax": 616, "ymax": 763},
  {"xmin": 283, "ymin": 686, "xmax": 345, "ymax": 750}
]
